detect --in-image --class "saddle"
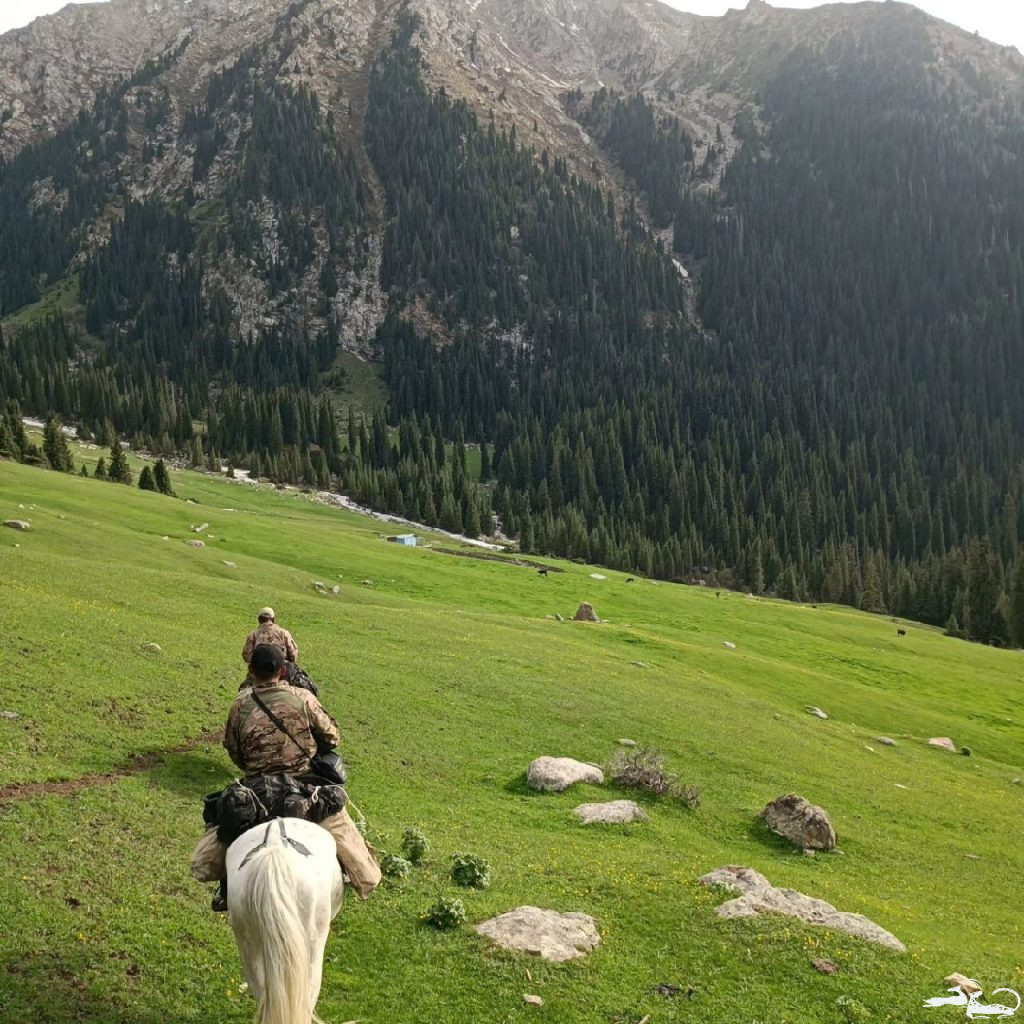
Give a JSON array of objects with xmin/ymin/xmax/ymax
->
[{"xmin": 204, "ymin": 771, "xmax": 347, "ymax": 847}]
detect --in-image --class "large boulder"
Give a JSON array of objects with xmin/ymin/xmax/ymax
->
[
  {"xmin": 573, "ymin": 800, "xmax": 647, "ymax": 825},
  {"xmin": 700, "ymin": 866, "xmax": 905, "ymax": 952},
  {"xmin": 475, "ymin": 907, "xmax": 601, "ymax": 962},
  {"xmin": 928, "ymin": 737, "xmax": 956, "ymax": 752},
  {"xmin": 527, "ymin": 756, "xmax": 604, "ymax": 792},
  {"xmin": 573, "ymin": 602, "xmax": 600, "ymax": 622},
  {"xmin": 760, "ymin": 794, "xmax": 836, "ymax": 851}
]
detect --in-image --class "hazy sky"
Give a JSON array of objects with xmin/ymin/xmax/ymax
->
[{"xmin": 0, "ymin": 0, "xmax": 1021, "ymax": 52}]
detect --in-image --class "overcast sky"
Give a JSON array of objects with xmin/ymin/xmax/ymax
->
[{"xmin": 0, "ymin": 0, "xmax": 1021, "ymax": 52}]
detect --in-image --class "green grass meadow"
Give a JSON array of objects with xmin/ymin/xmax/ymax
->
[{"xmin": 1, "ymin": 453, "xmax": 1022, "ymax": 1023}]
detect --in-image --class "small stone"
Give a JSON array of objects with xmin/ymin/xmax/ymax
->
[
  {"xmin": 944, "ymin": 974, "xmax": 983, "ymax": 996},
  {"xmin": 554, "ymin": 613, "xmax": 565, "ymax": 622},
  {"xmin": 3, "ymin": 519, "xmax": 30, "ymax": 531},
  {"xmin": 331, "ymin": 585, "xmax": 340, "ymax": 595},
  {"xmin": 722, "ymin": 641, "xmax": 736, "ymax": 649},
  {"xmin": 894, "ymin": 783, "xmax": 908, "ymax": 790},
  {"xmin": 222, "ymin": 561, "xmax": 237, "ymax": 568},
  {"xmin": 928, "ymin": 737, "xmax": 956, "ymax": 752},
  {"xmin": 162, "ymin": 535, "xmax": 170, "ymax": 541},
  {"xmin": 805, "ymin": 706, "xmax": 829, "ymax": 720},
  {"xmin": 618, "ymin": 738, "xmax": 637, "ymax": 747},
  {"xmin": 876, "ymin": 737, "xmax": 896, "ymax": 746},
  {"xmin": 803, "ymin": 848, "xmax": 816, "ymax": 857},
  {"xmin": 313, "ymin": 581, "xmax": 326, "ymax": 591},
  {"xmin": 812, "ymin": 958, "xmax": 839, "ymax": 975},
  {"xmin": 864, "ymin": 745, "xmax": 875, "ymax": 753},
  {"xmin": 1013, "ymin": 778, "xmax": 1022, "ymax": 785},
  {"xmin": 522, "ymin": 994, "xmax": 544, "ymax": 1007},
  {"xmin": 964, "ymin": 853, "xmax": 980, "ymax": 861},
  {"xmin": 140, "ymin": 643, "xmax": 162, "ymax": 654},
  {"xmin": 186, "ymin": 539, "xmax": 205, "ymax": 548},
  {"xmin": 630, "ymin": 661, "xmax": 651, "ymax": 669},
  {"xmin": 0, "ymin": 710, "xmax": 21, "ymax": 721},
  {"xmin": 573, "ymin": 602, "xmax": 599, "ymax": 622},
  {"xmin": 192, "ymin": 522, "xmax": 209, "ymax": 533},
  {"xmin": 361, "ymin": 579, "xmax": 373, "ymax": 586},
  {"xmin": 589, "ymin": 573, "xmax": 606, "ymax": 580}
]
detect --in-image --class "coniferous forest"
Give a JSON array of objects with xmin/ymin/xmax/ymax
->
[{"xmin": 2, "ymin": 5, "xmax": 1024, "ymax": 643}]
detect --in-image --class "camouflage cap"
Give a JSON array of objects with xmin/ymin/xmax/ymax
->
[
  {"xmin": 258, "ymin": 606, "xmax": 276, "ymax": 620},
  {"xmin": 250, "ymin": 643, "xmax": 285, "ymax": 676}
]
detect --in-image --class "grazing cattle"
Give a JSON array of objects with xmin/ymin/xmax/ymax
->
[
  {"xmin": 625, "ymin": 577, "xmax": 636, "ymax": 584},
  {"xmin": 897, "ymin": 628, "xmax": 907, "ymax": 637}
]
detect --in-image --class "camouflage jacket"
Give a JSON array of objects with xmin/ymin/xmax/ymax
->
[
  {"xmin": 223, "ymin": 680, "xmax": 339, "ymax": 776},
  {"xmin": 242, "ymin": 622, "xmax": 299, "ymax": 664}
]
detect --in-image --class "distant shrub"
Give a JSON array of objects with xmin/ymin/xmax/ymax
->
[
  {"xmin": 402, "ymin": 827, "xmax": 428, "ymax": 864},
  {"xmin": 450, "ymin": 852, "xmax": 491, "ymax": 889},
  {"xmin": 608, "ymin": 746, "xmax": 701, "ymax": 809},
  {"xmin": 424, "ymin": 895, "xmax": 466, "ymax": 930},
  {"xmin": 380, "ymin": 853, "xmax": 412, "ymax": 879}
]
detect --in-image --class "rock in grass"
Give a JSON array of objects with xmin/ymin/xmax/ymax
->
[
  {"xmin": 700, "ymin": 866, "xmax": 905, "ymax": 952},
  {"xmin": 944, "ymin": 974, "xmax": 982, "ymax": 996},
  {"xmin": 475, "ymin": 907, "xmax": 601, "ymax": 962},
  {"xmin": 140, "ymin": 643, "xmax": 162, "ymax": 654},
  {"xmin": 760, "ymin": 794, "xmax": 836, "ymax": 851},
  {"xmin": 618, "ymin": 738, "xmax": 638, "ymax": 747},
  {"xmin": 929, "ymin": 737, "xmax": 956, "ymax": 752},
  {"xmin": 222, "ymin": 560, "xmax": 237, "ymax": 568},
  {"xmin": 331, "ymin": 585, "xmax": 340, "ymax": 595},
  {"xmin": 876, "ymin": 737, "xmax": 896, "ymax": 746},
  {"xmin": 527, "ymin": 756, "xmax": 604, "ymax": 792},
  {"xmin": 812, "ymin": 958, "xmax": 839, "ymax": 974},
  {"xmin": 805, "ymin": 706, "xmax": 829, "ymax": 720},
  {"xmin": 522, "ymin": 994, "xmax": 544, "ymax": 1007},
  {"xmin": 186, "ymin": 539, "xmax": 205, "ymax": 548},
  {"xmin": 573, "ymin": 800, "xmax": 647, "ymax": 825},
  {"xmin": 3, "ymin": 519, "xmax": 30, "ymax": 531},
  {"xmin": 0, "ymin": 710, "xmax": 21, "ymax": 721},
  {"xmin": 722, "ymin": 641, "xmax": 737, "ymax": 649},
  {"xmin": 573, "ymin": 602, "xmax": 600, "ymax": 622}
]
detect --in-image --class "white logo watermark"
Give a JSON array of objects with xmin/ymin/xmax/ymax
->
[{"xmin": 924, "ymin": 980, "xmax": 1020, "ymax": 1020}]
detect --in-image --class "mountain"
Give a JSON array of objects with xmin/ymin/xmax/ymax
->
[{"xmin": 2, "ymin": 0, "xmax": 1024, "ymax": 641}]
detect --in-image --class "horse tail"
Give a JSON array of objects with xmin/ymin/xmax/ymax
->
[{"xmin": 233, "ymin": 840, "xmax": 320, "ymax": 1024}]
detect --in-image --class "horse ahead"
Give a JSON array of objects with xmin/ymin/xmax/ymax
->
[{"xmin": 227, "ymin": 817, "xmax": 344, "ymax": 1024}]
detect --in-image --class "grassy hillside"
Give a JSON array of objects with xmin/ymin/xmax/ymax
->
[{"xmin": 1, "ymin": 455, "xmax": 1022, "ymax": 1024}]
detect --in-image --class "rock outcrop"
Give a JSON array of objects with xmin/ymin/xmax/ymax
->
[
  {"xmin": 573, "ymin": 602, "xmax": 600, "ymax": 622},
  {"xmin": 573, "ymin": 800, "xmax": 647, "ymax": 824},
  {"xmin": 527, "ymin": 756, "xmax": 604, "ymax": 792},
  {"xmin": 700, "ymin": 866, "xmax": 905, "ymax": 952}
]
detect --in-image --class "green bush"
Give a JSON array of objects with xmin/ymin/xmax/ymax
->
[
  {"xmin": 450, "ymin": 852, "xmax": 491, "ymax": 889},
  {"xmin": 402, "ymin": 827, "xmax": 428, "ymax": 864},
  {"xmin": 380, "ymin": 853, "xmax": 412, "ymax": 879},
  {"xmin": 836, "ymin": 995, "xmax": 871, "ymax": 1022},
  {"xmin": 424, "ymin": 895, "xmax": 466, "ymax": 930}
]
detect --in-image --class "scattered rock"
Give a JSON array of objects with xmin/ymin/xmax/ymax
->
[
  {"xmin": 0, "ymin": 710, "xmax": 21, "ymax": 721},
  {"xmin": 522, "ymin": 994, "xmax": 544, "ymax": 1007},
  {"xmin": 760, "ymin": 794, "xmax": 836, "ymax": 851},
  {"xmin": 192, "ymin": 522, "xmax": 209, "ymax": 533},
  {"xmin": 589, "ymin": 573, "xmax": 606, "ymax": 580},
  {"xmin": 475, "ymin": 907, "xmax": 601, "ymax": 962},
  {"xmin": 618, "ymin": 738, "xmax": 637, "ymax": 747},
  {"xmin": 945, "ymin": 974, "xmax": 983, "ymax": 996},
  {"xmin": 894, "ymin": 783, "xmax": 908, "ymax": 790},
  {"xmin": 554, "ymin": 613, "xmax": 565, "ymax": 622},
  {"xmin": 313, "ymin": 581, "xmax": 326, "ymax": 592},
  {"xmin": 805, "ymin": 706, "xmax": 829, "ymax": 720},
  {"xmin": 722, "ymin": 641, "xmax": 736, "ymax": 649},
  {"xmin": 812, "ymin": 958, "xmax": 839, "ymax": 975},
  {"xmin": 161, "ymin": 535, "xmax": 170, "ymax": 541},
  {"xmin": 876, "ymin": 737, "xmax": 896, "ymax": 746},
  {"xmin": 573, "ymin": 800, "xmax": 647, "ymax": 825},
  {"xmin": 630, "ymin": 661, "xmax": 651, "ymax": 669},
  {"xmin": 140, "ymin": 643, "xmax": 162, "ymax": 654},
  {"xmin": 331, "ymin": 584, "xmax": 340, "ymax": 595},
  {"xmin": 222, "ymin": 560, "xmax": 237, "ymax": 568},
  {"xmin": 928, "ymin": 737, "xmax": 956, "ymax": 752},
  {"xmin": 526, "ymin": 756, "xmax": 604, "ymax": 792},
  {"xmin": 573, "ymin": 602, "xmax": 600, "ymax": 623},
  {"xmin": 699, "ymin": 866, "xmax": 905, "ymax": 952},
  {"xmin": 3, "ymin": 519, "xmax": 30, "ymax": 531},
  {"xmin": 1013, "ymin": 778, "xmax": 1022, "ymax": 786},
  {"xmin": 361, "ymin": 579, "xmax": 373, "ymax": 586},
  {"xmin": 964, "ymin": 853, "xmax": 980, "ymax": 861},
  {"xmin": 186, "ymin": 539, "xmax": 205, "ymax": 548},
  {"xmin": 864, "ymin": 745, "xmax": 875, "ymax": 753}
]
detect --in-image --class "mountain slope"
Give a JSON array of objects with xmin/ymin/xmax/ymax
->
[{"xmin": 2, "ymin": 0, "xmax": 1024, "ymax": 639}]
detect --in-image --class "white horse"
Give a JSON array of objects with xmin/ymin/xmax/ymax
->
[{"xmin": 226, "ymin": 817, "xmax": 344, "ymax": 1024}]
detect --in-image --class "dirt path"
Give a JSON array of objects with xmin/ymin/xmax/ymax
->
[{"xmin": 0, "ymin": 730, "xmax": 222, "ymax": 805}]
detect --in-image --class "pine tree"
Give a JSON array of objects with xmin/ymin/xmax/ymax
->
[
  {"xmin": 42, "ymin": 417, "xmax": 74, "ymax": 472},
  {"xmin": 1006, "ymin": 555, "xmax": 1024, "ymax": 648},
  {"xmin": 860, "ymin": 557, "xmax": 886, "ymax": 614},
  {"xmin": 964, "ymin": 538, "xmax": 1002, "ymax": 644},
  {"xmin": 138, "ymin": 465, "xmax": 157, "ymax": 491},
  {"xmin": 107, "ymin": 442, "xmax": 132, "ymax": 485},
  {"xmin": 153, "ymin": 458, "xmax": 173, "ymax": 495},
  {"xmin": 94, "ymin": 456, "xmax": 108, "ymax": 480},
  {"xmin": 79, "ymin": 464, "xmax": 89, "ymax": 477}
]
